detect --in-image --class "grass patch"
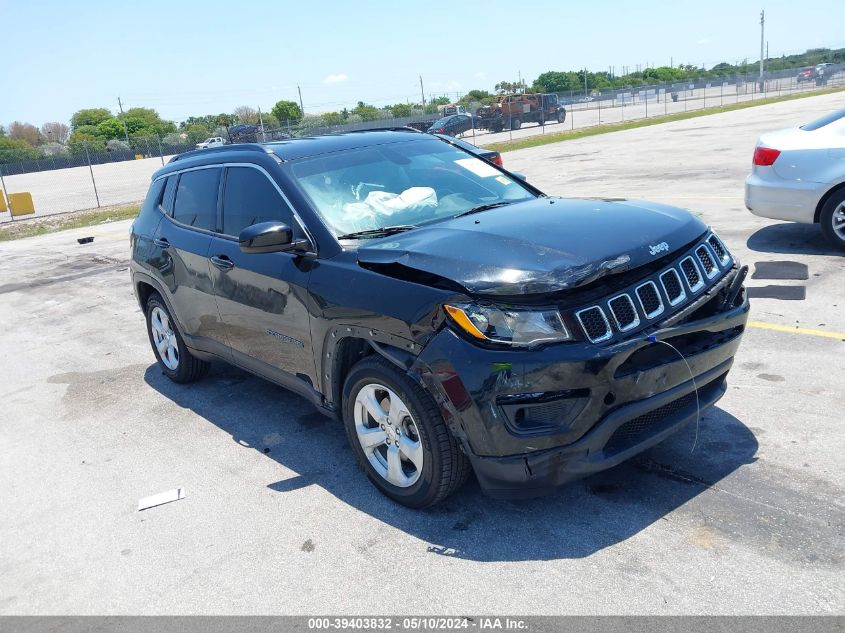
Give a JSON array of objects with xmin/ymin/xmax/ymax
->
[
  {"xmin": 0, "ymin": 204, "xmax": 140, "ymax": 241},
  {"xmin": 486, "ymin": 85, "xmax": 845, "ymax": 153}
]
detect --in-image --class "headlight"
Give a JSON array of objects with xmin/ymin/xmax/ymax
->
[{"xmin": 444, "ymin": 303, "xmax": 572, "ymax": 346}]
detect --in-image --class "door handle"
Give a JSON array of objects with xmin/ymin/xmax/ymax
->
[
  {"xmin": 153, "ymin": 237, "xmax": 170, "ymax": 248},
  {"xmin": 210, "ymin": 255, "xmax": 234, "ymax": 270}
]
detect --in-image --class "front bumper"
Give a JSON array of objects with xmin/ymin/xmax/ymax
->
[{"xmin": 413, "ymin": 277, "xmax": 749, "ymax": 499}]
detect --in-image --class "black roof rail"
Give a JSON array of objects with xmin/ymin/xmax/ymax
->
[
  {"xmin": 344, "ymin": 126, "xmax": 424, "ymax": 134},
  {"xmin": 168, "ymin": 143, "xmax": 275, "ymax": 163}
]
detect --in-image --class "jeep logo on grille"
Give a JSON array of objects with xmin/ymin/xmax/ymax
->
[{"xmin": 648, "ymin": 241, "xmax": 670, "ymax": 256}]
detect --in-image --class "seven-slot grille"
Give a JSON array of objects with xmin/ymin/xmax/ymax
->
[{"xmin": 574, "ymin": 233, "xmax": 732, "ymax": 344}]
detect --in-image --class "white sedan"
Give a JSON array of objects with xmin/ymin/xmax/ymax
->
[{"xmin": 745, "ymin": 108, "xmax": 845, "ymax": 250}]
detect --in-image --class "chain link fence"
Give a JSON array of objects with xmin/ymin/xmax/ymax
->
[{"xmin": 2, "ymin": 65, "xmax": 844, "ymax": 223}]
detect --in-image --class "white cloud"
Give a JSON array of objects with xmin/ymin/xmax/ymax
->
[
  {"xmin": 323, "ymin": 73, "xmax": 348, "ymax": 84},
  {"xmin": 697, "ymin": 38, "xmax": 710, "ymax": 45}
]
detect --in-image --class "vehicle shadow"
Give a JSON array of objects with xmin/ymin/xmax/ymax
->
[
  {"xmin": 747, "ymin": 222, "xmax": 841, "ymax": 256},
  {"xmin": 144, "ymin": 362, "xmax": 758, "ymax": 562}
]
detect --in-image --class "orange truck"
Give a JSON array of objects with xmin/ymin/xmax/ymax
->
[{"xmin": 475, "ymin": 93, "xmax": 566, "ymax": 132}]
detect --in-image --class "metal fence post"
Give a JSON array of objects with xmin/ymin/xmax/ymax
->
[
  {"xmin": 84, "ymin": 143, "xmax": 101, "ymax": 208},
  {"xmin": 0, "ymin": 164, "xmax": 12, "ymax": 222},
  {"xmin": 645, "ymin": 88, "xmax": 648, "ymax": 118},
  {"xmin": 157, "ymin": 135, "xmax": 164, "ymax": 166},
  {"xmin": 597, "ymin": 93, "xmax": 601, "ymax": 123},
  {"xmin": 508, "ymin": 108, "xmax": 513, "ymax": 142}
]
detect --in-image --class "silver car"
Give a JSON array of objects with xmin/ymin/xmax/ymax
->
[{"xmin": 745, "ymin": 108, "xmax": 845, "ymax": 250}]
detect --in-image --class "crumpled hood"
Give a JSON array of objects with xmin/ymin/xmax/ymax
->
[{"xmin": 356, "ymin": 197, "xmax": 708, "ymax": 296}]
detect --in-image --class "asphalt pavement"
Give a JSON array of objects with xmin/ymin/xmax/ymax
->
[{"xmin": 0, "ymin": 91, "xmax": 843, "ymax": 615}]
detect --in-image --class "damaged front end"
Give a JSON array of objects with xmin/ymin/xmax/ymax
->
[{"xmin": 408, "ymin": 231, "xmax": 749, "ymax": 499}]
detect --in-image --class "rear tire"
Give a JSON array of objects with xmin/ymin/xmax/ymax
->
[
  {"xmin": 145, "ymin": 293, "xmax": 210, "ymax": 383},
  {"xmin": 511, "ymin": 118, "xmax": 522, "ymax": 130},
  {"xmin": 342, "ymin": 356, "xmax": 470, "ymax": 508},
  {"xmin": 819, "ymin": 189, "xmax": 845, "ymax": 251},
  {"xmin": 557, "ymin": 109, "xmax": 566, "ymax": 123}
]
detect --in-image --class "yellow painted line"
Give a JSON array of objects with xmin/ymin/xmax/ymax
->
[{"xmin": 748, "ymin": 320, "xmax": 845, "ymax": 340}]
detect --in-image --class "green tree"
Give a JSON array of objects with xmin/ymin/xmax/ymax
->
[
  {"xmin": 390, "ymin": 103, "xmax": 415, "ymax": 118},
  {"xmin": 0, "ymin": 137, "xmax": 40, "ymax": 163},
  {"xmin": 320, "ymin": 111, "xmax": 345, "ymax": 126},
  {"xmin": 184, "ymin": 123, "xmax": 211, "ymax": 143},
  {"xmin": 271, "ymin": 100, "xmax": 303, "ymax": 124},
  {"xmin": 119, "ymin": 107, "xmax": 175, "ymax": 136},
  {"xmin": 458, "ymin": 90, "xmax": 493, "ymax": 107},
  {"xmin": 71, "ymin": 108, "xmax": 112, "ymax": 129},
  {"xmin": 97, "ymin": 118, "xmax": 127, "ymax": 140},
  {"xmin": 352, "ymin": 101, "xmax": 381, "ymax": 121}
]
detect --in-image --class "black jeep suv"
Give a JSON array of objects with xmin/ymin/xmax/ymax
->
[{"xmin": 130, "ymin": 130, "xmax": 749, "ymax": 508}]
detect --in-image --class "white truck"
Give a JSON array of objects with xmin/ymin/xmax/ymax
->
[{"xmin": 195, "ymin": 137, "xmax": 227, "ymax": 149}]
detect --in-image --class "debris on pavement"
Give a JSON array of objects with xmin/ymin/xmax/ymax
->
[{"xmin": 137, "ymin": 487, "xmax": 186, "ymax": 511}]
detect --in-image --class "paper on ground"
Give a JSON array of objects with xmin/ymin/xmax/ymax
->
[{"xmin": 138, "ymin": 487, "xmax": 185, "ymax": 511}]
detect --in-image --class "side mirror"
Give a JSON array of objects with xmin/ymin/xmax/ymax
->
[
  {"xmin": 511, "ymin": 171, "xmax": 528, "ymax": 182},
  {"xmin": 239, "ymin": 221, "xmax": 309, "ymax": 254}
]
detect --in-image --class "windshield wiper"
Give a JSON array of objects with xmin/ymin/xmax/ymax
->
[
  {"xmin": 335, "ymin": 225, "xmax": 418, "ymax": 240},
  {"xmin": 454, "ymin": 201, "xmax": 515, "ymax": 218}
]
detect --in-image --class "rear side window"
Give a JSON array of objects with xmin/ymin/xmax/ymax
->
[
  {"xmin": 160, "ymin": 176, "xmax": 177, "ymax": 215},
  {"xmin": 173, "ymin": 168, "xmax": 220, "ymax": 231},
  {"xmin": 221, "ymin": 167, "xmax": 296, "ymax": 237},
  {"xmin": 141, "ymin": 178, "xmax": 166, "ymax": 215}
]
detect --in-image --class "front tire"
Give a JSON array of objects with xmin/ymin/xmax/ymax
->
[
  {"xmin": 820, "ymin": 190, "xmax": 845, "ymax": 251},
  {"xmin": 342, "ymin": 356, "xmax": 469, "ymax": 508},
  {"xmin": 145, "ymin": 293, "xmax": 209, "ymax": 383}
]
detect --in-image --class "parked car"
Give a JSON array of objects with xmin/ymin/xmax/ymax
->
[
  {"xmin": 434, "ymin": 133, "xmax": 503, "ymax": 167},
  {"xmin": 196, "ymin": 137, "xmax": 226, "ymax": 149},
  {"xmin": 427, "ymin": 114, "xmax": 475, "ymax": 137},
  {"xmin": 131, "ymin": 130, "xmax": 748, "ymax": 508},
  {"xmin": 797, "ymin": 66, "xmax": 817, "ymax": 83},
  {"xmin": 745, "ymin": 107, "xmax": 845, "ymax": 250}
]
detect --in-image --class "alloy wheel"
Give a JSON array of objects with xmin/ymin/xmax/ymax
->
[
  {"xmin": 833, "ymin": 201, "xmax": 845, "ymax": 241},
  {"xmin": 150, "ymin": 306, "xmax": 179, "ymax": 370},
  {"xmin": 353, "ymin": 383, "xmax": 424, "ymax": 487}
]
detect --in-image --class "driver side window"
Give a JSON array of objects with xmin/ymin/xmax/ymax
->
[{"xmin": 221, "ymin": 166, "xmax": 298, "ymax": 238}]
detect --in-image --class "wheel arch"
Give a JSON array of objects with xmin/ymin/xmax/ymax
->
[
  {"xmin": 323, "ymin": 327, "xmax": 423, "ymax": 416},
  {"xmin": 814, "ymin": 181, "xmax": 845, "ymax": 223},
  {"xmin": 133, "ymin": 272, "xmax": 187, "ymax": 337}
]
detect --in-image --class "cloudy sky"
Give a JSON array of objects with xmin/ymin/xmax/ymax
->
[{"xmin": 1, "ymin": 0, "xmax": 843, "ymax": 126}]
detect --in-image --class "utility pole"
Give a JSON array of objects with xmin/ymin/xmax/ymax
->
[
  {"xmin": 670, "ymin": 56, "xmax": 673, "ymax": 68},
  {"xmin": 419, "ymin": 76, "xmax": 426, "ymax": 108},
  {"xmin": 759, "ymin": 9, "xmax": 765, "ymax": 91},
  {"xmin": 297, "ymin": 85, "xmax": 304, "ymax": 115},
  {"xmin": 117, "ymin": 97, "xmax": 130, "ymax": 144}
]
